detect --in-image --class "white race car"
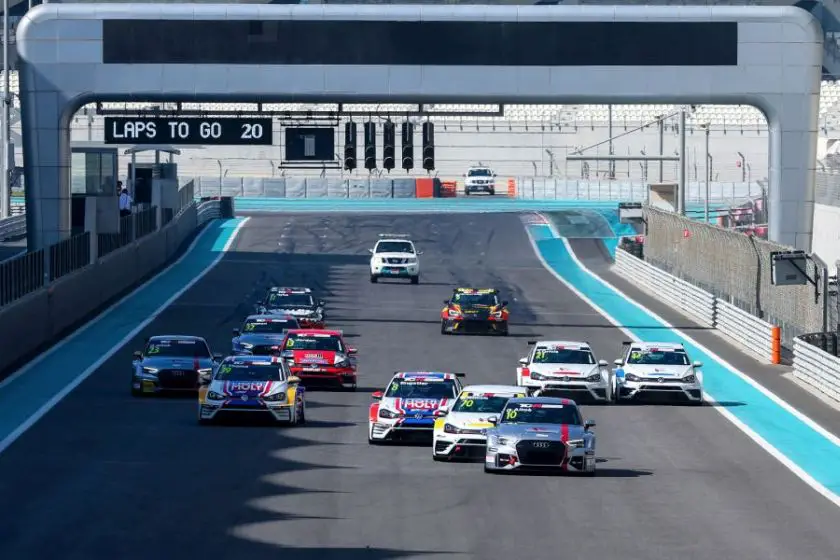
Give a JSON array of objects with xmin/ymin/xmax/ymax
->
[
  {"xmin": 368, "ymin": 371, "xmax": 464, "ymax": 444},
  {"xmin": 198, "ymin": 355, "xmax": 306, "ymax": 425},
  {"xmin": 516, "ymin": 340, "xmax": 613, "ymax": 402},
  {"xmin": 368, "ymin": 234, "xmax": 423, "ymax": 284},
  {"xmin": 613, "ymin": 341, "xmax": 704, "ymax": 404},
  {"xmin": 432, "ymin": 384, "xmax": 528, "ymax": 461}
]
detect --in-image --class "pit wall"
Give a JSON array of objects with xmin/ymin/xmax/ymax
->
[{"xmin": 0, "ymin": 200, "xmax": 222, "ymax": 374}]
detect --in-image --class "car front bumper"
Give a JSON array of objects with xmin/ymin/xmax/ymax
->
[
  {"xmin": 520, "ymin": 378, "xmax": 611, "ymax": 402},
  {"xmin": 433, "ymin": 431, "xmax": 487, "ymax": 459},
  {"xmin": 371, "ymin": 264, "xmax": 419, "ymax": 277},
  {"xmin": 616, "ymin": 379, "xmax": 703, "ymax": 402},
  {"xmin": 441, "ymin": 318, "xmax": 507, "ymax": 334},
  {"xmin": 199, "ymin": 400, "xmax": 295, "ymax": 422},
  {"xmin": 484, "ymin": 441, "xmax": 595, "ymax": 473},
  {"xmin": 290, "ymin": 366, "xmax": 356, "ymax": 388},
  {"xmin": 370, "ymin": 419, "xmax": 435, "ymax": 442}
]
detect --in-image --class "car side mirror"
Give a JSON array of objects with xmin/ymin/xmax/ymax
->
[
  {"xmin": 371, "ymin": 391, "xmax": 383, "ymax": 400},
  {"xmin": 417, "ymin": 251, "xmax": 424, "ymax": 255},
  {"xmin": 693, "ymin": 361, "xmax": 703, "ymax": 368},
  {"xmin": 368, "ymin": 248, "xmax": 374, "ymax": 254},
  {"xmin": 488, "ymin": 416, "xmax": 499, "ymax": 425},
  {"xmin": 502, "ymin": 300, "xmax": 509, "ymax": 307},
  {"xmin": 598, "ymin": 359, "xmax": 608, "ymax": 367},
  {"xmin": 613, "ymin": 359, "xmax": 623, "ymax": 367},
  {"xmin": 232, "ymin": 328, "xmax": 240, "ymax": 336},
  {"xmin": 133, "ymin": 351, "xmax": 143, "ymax": 360},
  {"xmin": 287, "ymin": 376, "xmax": 301, "ymax": 384},
  {"xmin": 434, "ymin": 409, "xmax": 447, "ymax": 417},
  {"xmin": 519, "ymin": 357, "xmax": 528, "ymax": 366},
  {"xmin": 199, "ymin": 377, "xmax": 211, "ymax": 386},
  {"xmin": 347, "ymin": 347, "xmax": 357, "ymax": 355},
  {"xmin": 585, "ymin": 419, "xmax": 596, "ymax": 430},
  {"xmin": 319, "ymin": 300, "xmax": 326, "ymax": 306},
  {"xmin": 443, "ymin": 300, "xmax": 450, "ymax": 305}
]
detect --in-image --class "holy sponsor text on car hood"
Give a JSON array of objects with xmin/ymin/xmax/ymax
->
[{"xmin": 210, "ymin": 379, "xmax": 286, "ymax": 400}]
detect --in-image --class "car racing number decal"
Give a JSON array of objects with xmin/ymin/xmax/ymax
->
[
  {"xmin": 146, "ymin": 344, "xmax": 162, "ymax": 354},
  {"xmin": 534, "ymin": 349, "xmax": 548, "ymax": 360},
  {"xmin": 505, "ymin": 409, "xmax": 518, "ymax": 420},
  {"xmin": 244, "ymin": 323, "xmax": 256, "ymax": 331},
  {"xmin": 219, "ymin": 365, "xmax": 233, "ymax": 375},
  {"xmin": 286, "ymin": 338, "xmax": 296, "ymax": 348},
  {"xmin": 462, "ymin": 399, "xmax": 475, "ymax": 408},
  {"xmin": 390, "ymin": 382, "xmax": 399, "ymax": 392}
]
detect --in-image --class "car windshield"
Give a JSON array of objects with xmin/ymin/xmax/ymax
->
[
  {"xmin": 384, "ymin": 379, "xmax": 458, "ymax": 399},
  {"xmin": 215, "ymin": 363, "xmax": 284, "ymax": 381},
  {"xmin": 627, "ymin": 349, "xmax": 690, "ymax": 365},
  {"xmin": 144, "ymin": 339, "xmax": 210, "ymax": 358},
  {"xmin": 452, "ymin": 292, "xmax": 498, "ymax": 307},
  {"xmin": 242, "ymin": 318, "xmax": 298, "ymax": 334},
  {"xmin": 284, "ymin": 334, "xmax": 344, "ymax": 352},
  {"xmin": 468, "ymin": 169, "xmax": 492, "ymax": 176},
  {"xmin": 500, "ymin": 402, "xmax": 582, "ymax": 425},
  {"xmin": 376, "ymin": 241, "xmax": 414, "ymax": 254},
  {"xmin": 267, "ymin": 293, "xmax": 313, "ymax": 307},
  {"xmin": 532, "ymin": 348, "xmax": 595, "ymax": 364},
  {"xmin": 452, "ymin": 393, "xmax": 520, "ymax": 413}
]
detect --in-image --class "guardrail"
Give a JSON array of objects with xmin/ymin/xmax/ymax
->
[
  {"xmin": 613, "ymin": 246, "xmax": 782, "ymax": 364},
  {"xmin": 0, "ymin": 214, "xmax": 26, "ymax": 241},
  {"xmin": 793, "ymin": 334, "xmax": 840, "ymax": 404}
]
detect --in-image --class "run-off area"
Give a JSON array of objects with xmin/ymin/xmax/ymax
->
[{"xmin": 0, "ymin": 212, "xmax": 838, "ymax": 560}]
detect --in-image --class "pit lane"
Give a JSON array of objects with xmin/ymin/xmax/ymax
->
[{"xmin": 0, "ymin": 212, "xmax": 838, "ymax": 559}]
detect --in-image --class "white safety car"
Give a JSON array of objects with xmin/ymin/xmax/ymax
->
[
  {"xmin": 463, "ymin": 166, "xmax": 496, "ymax": 195},
  {"xmin": 368, "ymin": 234, "xmax": 423, "ymax": 284},
  {"xmin": 613, "ymin": 341, "xmax": 704, "ymax": 404},
  {"xmin": 432, "ymin": 384, "xmax": 527, "ymax": 461},
  {"xmin": 516, "ymin": 340, "xmax": 613, "ymax": 402}
]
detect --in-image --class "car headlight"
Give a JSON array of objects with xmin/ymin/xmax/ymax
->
[
  {"xmin": 566, "ymin": 439, "xmax": 585, "ymax": 448},
  {"xmin": 625, "ymin": 373, "xmax": 640, "ymax": 382},
  {"xmin": 444, "ymin": 423, "xmax": 462, "ymax": 434},
  {"xmin": 448, "ymin": 309, "xmax": 460, "ymax": 317},
  {"xmin": 405, "ymin": 258, "xmax": 417, "ymax": 264},
  {"xmin": 141, "ymin": 367, "xmax": 159, "ymax": 374},
  {"xmin": 263, "ymin": 392, "xmax": 287, "ymax": 402},
  {"xmin": 530, "ymin": 372, "xmax": 546, "ymax": 380},
  {"xmin": 379, "ymin": 409, "xmax": 398, "ymax": 419},
  {"xmin": 496, "ymin": 436, "xmax": 512, "ymax": 446},
  {"xmin": 238, "ymin": 342, "xmax": 254, "ymax": 349},
  {"xmin": 197, "ymin": 368, "xmax": 212, "ymax": 376},
  {"xmin": 491, "ymin": 311, "xmax": 503, "ymax": 318},
  {"xmin": 207, "ymin": 391, "xmax": 226, "ymax": 401},
  {"xmin": 334, "ymin": 355, "xmax": 351, "ymax": 368},
  {"xmin": 683, "ymin": 374, "xmax": 697, "ymax": 384},
  {"xmin": 586, "ymin": 372, "xmax": 602, "ymax": 382}
]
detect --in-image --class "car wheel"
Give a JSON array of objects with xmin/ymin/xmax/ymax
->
[
  {"xmin": 198, "ymin": 418, "xmax": 212, "ymax": 426},
  {"xmin": 433, "ymin": 454, "xmax": 446, "ymax": 462},
  {"xmin": 298, "ymin": 400, "xmax": 307, "ymax": 424},
  {"xmin": 440, "ymin": 322, "xmax": 447, "ymax": 335},
  {"xmin": 131, "ymin": 387, "xmax": 142, "ymax": 397},
  {"xmin": 410, "ymin": 276, "xmax": 419, "ymax": 285},
  {"xmin": 489, "ymin": 189, "xmax": 495, "ymax": 196},
  {"xmin": 370, "ymin": 274, "xmax": 378, "ymax": 283}
]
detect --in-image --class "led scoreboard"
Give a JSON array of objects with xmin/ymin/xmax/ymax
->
[{"xmin": 104, "ymin": 117, "xmax": 273, "ymax": 145}]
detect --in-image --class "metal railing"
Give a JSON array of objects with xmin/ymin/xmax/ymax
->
[
  {"xmin": 48, "ymin": 232, "xmax": 91, "ymax": 281},
  {"xmin": 0, "ymin": 248, "xmax": 44, "ymax": 306},
  {"xmin": 97, "ymin": 206, "xmax": 158, "ymax": 259}
]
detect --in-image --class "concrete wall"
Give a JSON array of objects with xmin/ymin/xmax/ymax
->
[{"xmin": 0, "ymin": 204, "xmax": 201, "ymax": 374}]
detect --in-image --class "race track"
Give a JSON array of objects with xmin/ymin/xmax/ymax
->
[{"xmin": 0, "ymin": 212, "xmax": 839, "ymax": 559}]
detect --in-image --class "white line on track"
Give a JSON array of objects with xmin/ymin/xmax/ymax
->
[
  {"xmin": 0, "ymin": 218, "xmax": 250, "ymax": 456},
  {"xmin": 523, "ymin": 217, "xmax": 840, "ymax": 509}
]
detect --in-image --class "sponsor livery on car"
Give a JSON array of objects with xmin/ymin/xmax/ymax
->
[
  {"xmin": 279, "ymin": 329, "xmax": 357, "ymax": 389},
  {"xmin": 432, "ymin": 384, "xmax": 527, "ymax": 461},
  {"xmin": 440, "ymin": 288, "xmax": 509, "ymax": 335},
  {"xmin": 613, "ymin": 341, "xmax": 703, "ymax": 404},
  {"xmin": 231, "ymin": 314, "xmax": 300, "ymax": 355},
  {"xmin": 198, "ymin": 355, "xmax": 305, "ymax": 425},
  {"xmin": 131, "ymin": 335, "xmax": 222, "ymax": 396},
  {"xmin": 368, "ymin": 372, "xmax": 465, "ymax": 443},
  {"xmin": 256, "ymin": 287, "xmax": 325, "ymax": 328},
  {"xmin": 484, "ymin": 397, "xmax": 597, "ymax": 475},
  {"xmin": 517, "ymin": 340, "xmax": 613, "ymax": 402}
]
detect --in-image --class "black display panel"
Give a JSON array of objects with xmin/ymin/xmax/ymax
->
[
  {"xmin": 104, "ymin": 117, "xmax": 273, "ymax": 145},
  {"xmin": 284, "ymin": 128, "xmax": 335, "ymax": 161},
  {"xmin": 103, "ymin": 20, "xmax": 738, "ymax": 67}
]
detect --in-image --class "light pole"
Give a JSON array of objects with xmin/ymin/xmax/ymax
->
[{"xmin": 702, "ymin": 123, "xmax": 711, "ymax": 223}]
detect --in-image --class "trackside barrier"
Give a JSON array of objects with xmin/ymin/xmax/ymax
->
[
  {"xmin": 614, "ymin": 247, "xmax": 715, "ymax": 328},
  {"xmin": 613, "ymin": 247, "xmax": 781, "ymax": 364},
  {"xmin": 793, "ymin": 335, "xmax": 840, "ymax": 404},
  {"xmin": 0, "ymin": 198, "xmax": 222, "ymax": 374}
]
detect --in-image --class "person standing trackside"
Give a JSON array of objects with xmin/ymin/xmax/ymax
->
[{"xmin": 119, "ymin": 183, "xmax": 133, "ymax": 217}]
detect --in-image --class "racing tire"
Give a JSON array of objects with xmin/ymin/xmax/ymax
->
[
  {"xmin": 410, "ymin": 275, "xmax": 419, "ymax": 285},
  {"xmin": 198, "ymin": 418, "xmax": 212, "ymax": 426},
  {"xmin": 489, "ymin": 188, "xmax": 495, "ymax": 196},
  {"xmin": 370, "ymin": 274, "xmax": 378, "ymax": 283},
  {"xmin": 131, "ymin": 387, "xmax": 143, "ymax": 397},
  {"xmin": 433, "ymin": 454, "xmax": 447, "ymax": 462},
  {"xmin": 440, "ymin": 322, "xmax": 448, "ymax": 335}
]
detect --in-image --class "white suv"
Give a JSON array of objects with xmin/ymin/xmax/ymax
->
[
  {"xmin": 369, "ymin": 234, "xmax": 422, "ymax": 284},
  {"xmin": 464, "ymin": 167, "xmax": 496, "ymax": 195}
]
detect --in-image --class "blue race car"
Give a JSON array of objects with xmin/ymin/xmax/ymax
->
[
  {"xmin": 131, "ymin": 335, "xmax": 222, "ymax": 396},
  {"xmin": 232, "ymin": 314, "xmax": 300, "ymax": 356}
]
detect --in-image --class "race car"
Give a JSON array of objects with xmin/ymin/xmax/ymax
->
[
  {"xmin": 613, "ymin": 341, "xmax": 704, "ymax": 404},
  {"xmin": 279, "ymin": 329, "xmax": 357, "ymax": 390},
  {"xmin": 432, "ymin": 384, "xmax": 527, "ymax": 461},
  {"xmin": 256, "ymin": 287, "xmax": 325, "ymax": 328},
  {"xmin": 131, "ymin": 335, "xmax": 222, "ymax": 396},
  {"xmin": 198, "ymin": 355, "xmax": 306, "ymax": 425},
  {"xmin": 483, "ymin": 396, "xmax": 597, "ymax": 475},
  {"xmin": 368, "ymin": 233, "xmax": 423, "ymax": 284},
  {"xmin": 368, "ymin": 371, "xmax": 465, "ymax": 444},
  {"xmin": 516, "ymin": 340, "xmax": 613, "ymax": 402},
  {"xmin": 440, "ymin": 288, "xmax": 509, "ymax": 335},
  {"xmin": 231, "ymin": 314, "xmax": 300, "ymax": 355}
]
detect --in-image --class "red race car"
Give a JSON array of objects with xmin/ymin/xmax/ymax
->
[{"xmin": 280, "ymin": 329, "xmax": 357, "ymax": 390}]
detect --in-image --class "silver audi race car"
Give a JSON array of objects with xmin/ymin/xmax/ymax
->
[
  {"xmin": 484, "ymin": 396, "xmax": 597, "ymax": 475},
  {"xmin": 231, "ymin": 314, "xmax": 300, "ymax": 355},
  {"xmin": 131, "ymin": 335, "xmax": 222, "ymax": 396}
]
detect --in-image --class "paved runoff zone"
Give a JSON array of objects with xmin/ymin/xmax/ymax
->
[{"xmin": 0, "ymin": 212, "xmax": 840, "ymax": 559}]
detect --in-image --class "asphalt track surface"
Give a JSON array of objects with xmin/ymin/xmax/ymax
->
[{"xmin": 1, "ymin": 213, "xmax": 840, "ymax": 559}]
